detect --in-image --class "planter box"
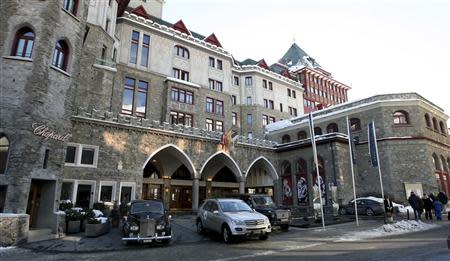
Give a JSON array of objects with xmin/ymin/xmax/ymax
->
[
  {"xmin": 67, "ymin": 220, "xmax": 81, "ymax": 234},
  {"xmin": 85, "ymin": 222, "xmax": 111, "ymax": 237}
]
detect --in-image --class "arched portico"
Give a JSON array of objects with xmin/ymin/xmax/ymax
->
[
  {"xmin": 244, "ymin": 157, "xmax": 279, "ymax": 200},
  {"xmin": 200, "ymin": 151, "xmax": 243, "ymax": 201},
  {"xmin": 142, "ymin": 144, "xmax": 198, "ymax": 210}
]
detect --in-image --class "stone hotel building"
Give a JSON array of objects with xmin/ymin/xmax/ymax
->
[{"xmin": 0, "ymin": 0, "xmax": 449, "ymax": 244}]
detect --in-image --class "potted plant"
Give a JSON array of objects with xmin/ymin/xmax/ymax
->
[
  {"xmin": 65, "ymin": 209, "xmax": 82, "ymax": 234},
  {"xmin": 85, "ymin": 210, "xmax": 111, "ymax": 237}
]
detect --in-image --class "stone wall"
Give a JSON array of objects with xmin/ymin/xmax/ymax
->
[{"xmin": 0, "ymin": 214, "xmax": 29, "ymax": 246}]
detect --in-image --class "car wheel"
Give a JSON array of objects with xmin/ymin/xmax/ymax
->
[
  {"xmin": 196, "ymin": 220, "xmax": 204, "ymax": 234},
  {"xmin": 259, "ymin": 234, "xmax": 269, "ymax": 240},
  {"xmin": 366, "ymin": 208, "xmax": 375, "ymax": 216},
  {"xmin": 280, "ymin": 224, "xmax": 289, "ymax": 232},
  {"xmin": 222, "ymin": 225, "xmax": 233, "ymax": 244},
  {"xmin": 339, "ymin": 208, "xmax": 347, "ymax": 215}
]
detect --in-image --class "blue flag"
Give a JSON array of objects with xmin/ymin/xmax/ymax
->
[{"xmin": 368, "ymin": 122, "xmax": 378, "ymax": 167}]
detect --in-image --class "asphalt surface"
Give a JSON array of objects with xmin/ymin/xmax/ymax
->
[{"xmin": 1, "ymin": 220, "xmax": 449, "ymax": 261}]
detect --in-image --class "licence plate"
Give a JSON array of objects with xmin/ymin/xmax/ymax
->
[
  {"xmin": 281, "ymin": 219, "xmax": 288, "ymax": 222},
  {"xmin": 143, "ymin": 239, "xmax": 153, "ymax": 243}
]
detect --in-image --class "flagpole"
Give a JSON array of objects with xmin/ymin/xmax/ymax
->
[
  {"xmin": 346, "ymin": 116, "xmax": 359, "ymax": 226},
  {"xmin": 371, "ymin": 120, "xmax": 386, "ymax": 224},
  {"xmin": 308, "ymin": 113, "xmax": 325, "ymax": 230}
]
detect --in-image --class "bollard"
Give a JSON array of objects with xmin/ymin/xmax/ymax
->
[{"xmin": 407, "ymin": 209, "xmax": 409, "ymax": 220}]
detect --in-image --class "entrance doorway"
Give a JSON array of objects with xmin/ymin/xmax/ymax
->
[
  {"xmin": 26, "ymin": 179, "xmax": 56, "ymax": 228},
  {"xmin": 75, "ymin": 184, "xmax": 92, "ymax": 209},
  {"xmin": 170, "ymin": 186, "xmax": 192, "ymax": 209}
]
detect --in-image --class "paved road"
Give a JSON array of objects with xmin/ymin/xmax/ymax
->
[{"xmin": 1, "ymin": 221, "xmax": 449, "ymax": 261}]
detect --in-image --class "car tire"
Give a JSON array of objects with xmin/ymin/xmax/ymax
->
[
  {"xmin": 280, "ymin": 224, "xmax": 289, "ymax": 232},
  {"xmin": 222, "ymin": 225, "xmax": 233, "ymax": 244},
  {"xmin": 196, "ymin": 220, "xmax": 204, "ymax": 235},
  {"xmin": 366, "ymin": 208, "xmax": 375, "ymax": 216},
  {"xmin": 339, "ymin": 208, "xmax": 347, "ymax": 215},
  {"xmin": 259, "ymin": 234, "xmax": 269, "ymax": 240}
]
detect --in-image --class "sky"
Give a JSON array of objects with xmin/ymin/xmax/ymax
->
[{"xmin": 164, "ymin": 0, "xmax": 450, "ymax": 122}]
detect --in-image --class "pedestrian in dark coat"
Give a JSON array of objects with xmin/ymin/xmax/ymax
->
[
  {"xmin": 437, "ymin": 191, "xmax": 448, "ymax": 205},
  {"xmin": 408, "ymin": 191, "xmax": 421, "ymax": 220},
  {"xmin": 433, "ymin": 199, "xmax": 443, "ymax": 220},
  {"xmin": 384, "ymin": 196, "xmax": 394, "ymax": 222},
  {"xmin": 422, "ymin": 194, "xmax": 433, "ymax": 220}
]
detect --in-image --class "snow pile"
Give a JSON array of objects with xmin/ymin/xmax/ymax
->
[
  {"xmin": 96, "ymin": 217, "xmax": 109, "ymax": 224},
  {"xmin": 337, "ymin": 220, "xmax": 438, "ymax": 241},
  {"xmin": 265, "ymin": 119, "xmax": 293, "ymax": 132},
  {"xmin": 92, "ymin": 209, "xmax": 103, "ymax": 218},
  {"xmin": 0, "ymin": 246, "xmax": 15, "ymax": 251}
]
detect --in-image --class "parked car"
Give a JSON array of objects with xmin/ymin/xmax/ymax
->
[
  {"xmin": 447, "ymin": 225, "xmax": 450, "ymax": 250},
  {"xmin": 313, "ymin": 197, "xmax": 339, "ymax": 220},
  {"xmin": 122, "ymin": 200, "xmax": 172, "ymax": 245},
  {"xmin": 196, "ymin": 198, "xmax": 271, "ymax": 243},
  {"xmin": 340, "ymin": 198, "xmax": 384, "ymax": 216},
  {"xmin": 239, "ymin": 194, "xmax": 291, "ymax": 231}
]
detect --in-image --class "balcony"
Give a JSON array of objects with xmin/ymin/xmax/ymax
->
[{"xmin": 93, "ymin": 58, "xmax": 117, "ymax": 72}]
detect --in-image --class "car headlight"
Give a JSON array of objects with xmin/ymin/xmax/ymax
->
[
  {"xmin": 231, "ymin": 219, "xmax": 245, "ymax": 226},
  {"xmin": 156, "ymin": 224, "xmax": 165, "ymax": 230},
  {"xmin": 264, "ymin": 217, "xmax": 270, "ymax": 224},
  {"xmin": 130, "ymin": 225, "xmax": 139, "ymax": 231}
]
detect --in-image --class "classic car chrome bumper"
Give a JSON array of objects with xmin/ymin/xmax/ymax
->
[{"xmin": 122, "ymin": 235, "xmax": 172, "ymax": 242}]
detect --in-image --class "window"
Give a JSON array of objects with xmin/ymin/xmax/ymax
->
[
  {"xmin": 232, "ymin": 112, "xmax": 237, "ymax": 126},
  {"xmin": 247, "ymin": 114, "xmax": 253, "ymax": 125},
  {"xmin": 11, "ymin": 27, "xmax": 35, "ymax": 58},
  {"xmin": 205, "ymin": 119, "xmax": 214, "ymax": 131},
  {"xmin": 216, "ymin": 81, "xmax": 223, "ymax": 92},
  {"xmin": 233, "ymin": 76, "xmax": 239, "ymax": 86},
  {"xmin": 0, "ymin": 135, "xmax": 9, "ymax": 174},
  {"xmin": 264, "ymin": 99, "xmax": 268, "ymax": 108},
  {"xmin": 292, "ymin": 90, "xmax": 297, "ymax": 98},
  {"xmin": 288, "ymin": 106, "xmax": 293, "ymax": 115},
  {"xmin": 297, "ymin": 131, "xmax": 307, "ymax": 140},
  {"xmin": 425, "ymin": 114, "xmax": 431, "ymax": 128},
  {"xmin": 433, "ymin": 154, "xmax": 441, "ymax": 170},
  {"xmin": 206, "ymin": 98, "xmax": 214, "ymax": 113},
  {"xmin": 293, "ymin": 108, "xmax": 298, "ymax": 117},
  {"xmin": 170, "ymin": 87, "xmax": 193, "ymax": 104},
  {"xmin": 314, "ymin": 127, "xmax": 322, "ymax": 136},
  {"xmin": 432, "ymin": 117, "xmax": 438, "ymax": 131},
  {"xmin": 287, "ymin": 89, "xmax": 291, "ymax": 97},
  {"xmin": 215, "ymin": 100, "xmax": 224, "ymax": 115},
  {"xmin": 350, "ymin": 118, "xmax": 361, "ymax": 131},
  {"xmin": 174, "ymin": 45, "xmax": 189, "ymax": 59},
  {"xmin": 282, "ymin": 135, "xmax": 291, "ymax": 143},
  {"xmin": 141, "ymin": 34, "xmax": 150, "ymax": 67},
  {"xmin": 216, "ymin": 120, "xmax": 223, "ymax": 132},
  {"xmin": 63, "ymin": 0, "xmax": 78, "ymax": 15},
  {"xmin": 136, "ymin": 81, "xmax": 148, "ymax": 117},
  {"xmin": 262, "ymin": 115, "xmax": 268, "ymax": 126},
  {"xmin": 245, "ymin": 76, "xmax": 253, "ymax": 86},
  {"xmin": 440, "ymin": 121, "xmax": 446, "ymax": 134},
  {"xmin": 121, "ymin": 77, "xmax": 135, "ymax": 115},
  {"xmin": 101, "ymin": 45, "xmax": 107, "ymax": 60},
  {"xmin": 170, "ymin": 111, "xmax": 193, "ymax": 127},
  {"xmin": 327, "ymin": 123, "xmax": 339, "ymax": 133},
  {"xmin": 43, "ymin": 149, "xmax": 50, "ymax": 169},
  {"xmin": 105, "ymin": 19, "xmax": 110, "ymax": 33},
  {"xmin": 130, "ymin": 31, "xmax": 139, "ymax": 64},
  {"xmin": 209, "ymin": 57, "xmax": 215, "ymax": 67},
  {"xmin": 121, "ymin": 78, "xmax": 148, "ymax": 117},
  {"xmin": 268, "ymin": 82, "xmax": 273, "ymax": 90},
  {"xmin": 246, "ymin": 96, "xmax": 252, "ymax": 105},
  {"xmin": 393, "ymin": 111, "xmax": 409, "ymax": 125},
  {"xmin": 99, "ymin": 182, "xmax": 116, "ymax": 203},
  {"xmin": 269, "ymin": 116, "xmax": 275, "ymax": 124},
  {"xmin": 52, "ymin": 40, "xmax": 69, "ymax": 71},
  {"xmin": 231, "ymin": 95, "xmax": 237, "ymax": 105},
  {"xmin": 64, "ymin": 143, "xmax": 98, "ymax": 168},
  {"xmin": 0, "ymin": 185, "xmax": 7, "ymax": 212},
  {"xmin": 263, "ymin": 80, "xmax": 267, "ymax": 89},
  {"xmin": 280, "ymin": 103, "xmax": 283, "ymax": 112},
  {"xmin": 269, "ymin": 100, "xmax": 274, "ymax": 110},
  {"xmin": 217, "ymin": 59, "xmax": 223, "ymax": 70},
  {"xmin": 172, "ymin": 68, "xmax": 189, "ymax": 81}
]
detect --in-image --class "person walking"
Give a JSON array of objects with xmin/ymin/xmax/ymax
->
[
  {"xmin": 384, "ymin": 196, "xmax": 394, "ymax": 223},
  {"xmin": 433, "ymin": 197, "xmax": 443, "ymax": 220},
  {"xmin": 408, "ymin": 191, "xmax": 421, "ymax": 220},
  {"xmin": 422, "ymin": 193, "xmax": 433, "ymax": 220},
  {"xmin": 437, "ymin": 191, "xmax": 448, "ymax": 205}
]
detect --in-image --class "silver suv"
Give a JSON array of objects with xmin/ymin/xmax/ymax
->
[{"xmin": 196, "ymin": 198, "xmax": 271, "ymax": 243}]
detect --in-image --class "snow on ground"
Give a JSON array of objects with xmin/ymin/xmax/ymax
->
[
  {"xmin": 0, "ymin": 246, "xmax": 16, "ymax": 251},
  {"xmin": 337, "ymin": 220, "xmax": 439, "ymax": 242}
]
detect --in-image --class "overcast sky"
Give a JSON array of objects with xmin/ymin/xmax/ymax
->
[{"xmin": 164, "ymin": 0, "xmax": 450, "ymax": 122}]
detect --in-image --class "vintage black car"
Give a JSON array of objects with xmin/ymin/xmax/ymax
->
[
  {"xmin": 239, "ymin": 194, "xmax": 291, "ymax": 231},
  {"xmin": 122, "ymin": 200, "xmax": 172, "ymax": 244}
]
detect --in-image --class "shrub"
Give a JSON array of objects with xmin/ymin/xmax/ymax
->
[
  {"xmin": 65, "ymin": 209, "xmax": 83, "ymax": 221},
  {"xmin": 59, "ymin": 201, "xmax": 74, "ymax": 211},
  {"xmin": 93, "ymin": 202, "xmax": 106, "ymax": 213},
  {"xmin": 87, "ymin": 217, "xmax": 101, "ymax": 224}
]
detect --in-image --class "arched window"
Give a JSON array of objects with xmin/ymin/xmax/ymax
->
[
  {"xmin": 439, "ymin": 121, "xmax": 446, "ymax": 134},
  {"xmin": 282, "ymin": 161, "xmax": 292, "ymax": 175},
  {"xmin": 174, "ymin": 45, "xmax": 190, "ymax": 59},
  {"xmin": 297, "ymin": 131, "xmax": 307, "ymax": 140},
  {"xmin": 432, "ymin": 117, "xmax": 438, "ymax": 131},
  {"xmin": 326, "ymin": 123, "xmax": 339, "ymax": 133},
  {"xmin": 52, "ymin": 40, "xmax": 69, "ymax": 71},
  {"xmin": 433, "ymin": 153, "xmax": 441, "ymax": 171},
  {"xmin": 63, "ymin": 0, "xmax": 79, "ymax": 15},
  {"xmin": 282, "ymin": 134, "xmax": 291, "ymax": 143},
  {"xmin": 11, "ymin": 27, "xmax": 35, "ymax": 58},
  {"xmin": 441, "ymin": 156, "xmax": 448, "ymax": 172},
  {"xmin": 0, "ymin": 135, "xmax": 9, "ymax": 174},
  {"xmin": 424, "ymin": 114, "xmax": 431, "ymax": 128},
  {"xmin": 296, "ymin": 158, "xmax": 307, "ymax": 174},
  {"xmin": 314, "ymin": 127, "xmax": 322, "ymax": 136},
  {"xmin": 393, "ymin": 111, "xmax": 409, "ymax": 125},
  {"xmin": 350, "ymin": 118, "xmax": 361, "ymax": 131}
]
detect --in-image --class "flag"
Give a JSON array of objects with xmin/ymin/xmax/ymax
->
[
  {"xmin": 347, "ymin": 118, "xmax": 357, "ymax": 163},
  {"xmin": 368, "ymin": 121, "xmax": 378, "ymax": 167}
]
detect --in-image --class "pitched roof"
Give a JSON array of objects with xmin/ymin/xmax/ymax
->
[
  {"xmin": 279, "ymin": 43, "xmax": 320, "ymax": 69},
  {"xmin": 172, "ymin": 20, "xmax": 191, "ymax": 35},
  {"xmin": 204, "ymin": 33, "xmax": 222, "ymax": 48},
  {"xmin": 131, "ymin": 5, "xmax": 150, "ymax": 19}
]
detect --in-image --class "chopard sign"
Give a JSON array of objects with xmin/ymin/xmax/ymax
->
[{"xmin": 32, "ymin": 123, "xmax": 72, "ymax": 142}]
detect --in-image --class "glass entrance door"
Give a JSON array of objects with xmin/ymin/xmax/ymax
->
[{"xmin": 170, "ymin": 186, "xmax": 192, "ymax": 210}]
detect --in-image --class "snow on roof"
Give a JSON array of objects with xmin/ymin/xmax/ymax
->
[
  {"xmin": 265, "ymin": 119, "xmax": 293, "ymax": 132},
  {"xmin": 166, "ymin": 77, "xmax": 201, "ymax": 88}
]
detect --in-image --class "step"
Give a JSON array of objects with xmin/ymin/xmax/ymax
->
[{"xmin": 27, "ymin": 229, "xmax": 58, "ymax": 243}]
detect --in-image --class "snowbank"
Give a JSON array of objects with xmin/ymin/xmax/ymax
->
[
  {"xmin": 96, "ymin": 217, "xmax": 109, "ymax": 224},
  {"xmin": 0, "ymin": 246, "xmax": 16, "ymax": 251},
  {"xmin": 337, "ymin": 220, "xmax": 438, "ymax": 241},
  {"xmin": 92, "ymin": 209, "xmax": 103, "ymax": 218},
  {"xmin": 351, "ymin": 196, "xmax": 413, "ymax": 213}
]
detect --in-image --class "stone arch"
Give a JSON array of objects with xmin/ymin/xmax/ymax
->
[
  {"xmin": 199, "ymin": 151, "xmax": 242, "ymax": 181},
  {"xmin": 245, "ymin": 156, "xmax": 279, "ymax": 180},
  {"xmin": 142, "ymin": 144, "xmax": 196, "ymax": 178}
]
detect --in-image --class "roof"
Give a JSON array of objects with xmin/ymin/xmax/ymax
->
[{"xmin": 279, "ymin": 43, "xmax": 321, "ymax": 69}]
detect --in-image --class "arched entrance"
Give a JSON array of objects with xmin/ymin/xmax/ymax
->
[
  {"xmin": 245, "ymin": 156, "xmax": 278, "ymax": 197},
  {"xmin": 200, "ymin": 152, "xmax": 242, "ymax": 203},
  {"xmin": 142, "ymin": 144, "xmax": 196, "ymax": 210}
]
